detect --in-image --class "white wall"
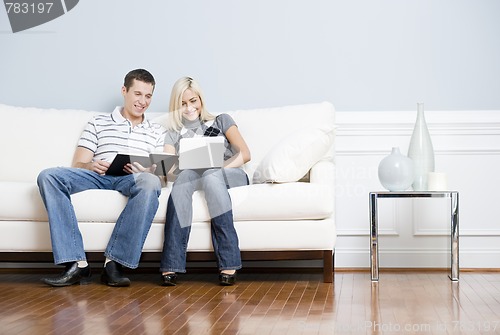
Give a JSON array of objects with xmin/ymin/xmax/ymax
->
[
  {"xmin": 335, "ymin": 108, "xmax": 500, "ymax": 268},
  {"xmin": 1, "ymin": 0, "xmax": 500, "ymax": 113}
]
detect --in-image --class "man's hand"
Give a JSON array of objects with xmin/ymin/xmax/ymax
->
[
  {"xmin": 72, "ymin": 147, "xmax": 111, "ymax": 175},
  {"xmin": 89, "ymin": 160, "xmax": 111, "ymax": 175}
]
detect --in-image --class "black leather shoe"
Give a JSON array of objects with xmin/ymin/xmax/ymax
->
[
  {"xmin": 161, "ymin": 273, "xmax": 177, "ymax": 286},
  {"xmin": 219, "ymin": 272, "xmax": 236, "ymax": 286},
  {"xmin": 41, "ymin": 262, "xmax": 91, "ymax": 287},
  {"xmin": 101, "ymin": 261, "xmax": 130, "ymax": 287}
]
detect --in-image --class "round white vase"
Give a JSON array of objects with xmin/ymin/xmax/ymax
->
[
  {"xmin": 378, "ymin": 147, "xmax": 415, "ymax": 191},
  {"xmin": 407, "ymin": 102, "xmax": 435, "ymax": 191}
]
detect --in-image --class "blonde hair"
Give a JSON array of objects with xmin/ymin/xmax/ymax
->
[{"xmin": 168, "ymin": 76, "xmax": 215, "ymax": 131}]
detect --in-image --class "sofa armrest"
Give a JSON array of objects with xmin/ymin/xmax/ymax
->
[
  {"xmin": 310, "ymin": 160, "xmax": 335, "ymax": 219},
  {"xmin": 309, "ymin": 160, "xmax": 335, "ymax": 185},
  {"xmin": 310, "ymin": 159, "xmax": 335, "ymax": 219}
]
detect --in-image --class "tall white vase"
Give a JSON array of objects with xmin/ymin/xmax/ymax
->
[{"xmin": 407, "ymin": 102, "xmax": 435, "ymax": 191}]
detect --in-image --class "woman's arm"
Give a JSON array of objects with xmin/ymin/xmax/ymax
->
[
  {"xmin": 163, "ymin": 144, "xmax": 176, "ymax": 155},
  {"xmin": 162, "ymin": 144, "xmax": 177, "ymax": 182},
  {"xmin": 224, "ymin": 125, "xmax": 251, "ymax": 168}
]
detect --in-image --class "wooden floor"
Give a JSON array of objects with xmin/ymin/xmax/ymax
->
[{"xmin": 1, "ymin": 269, "xmax": 500, "ymax": 335}]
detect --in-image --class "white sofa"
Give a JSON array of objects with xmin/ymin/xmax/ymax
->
[{"xmin": 0, "ymin": 102, "xmax": 336, "ymax": 282}]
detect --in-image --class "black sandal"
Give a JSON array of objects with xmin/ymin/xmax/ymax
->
[
  {"xmin": 219, "ymin": 271, "xmax": 236, "ymax": 286},
  {"xmin": 161, "ymin": 273, "xmax": 177, "ymax": 286}
]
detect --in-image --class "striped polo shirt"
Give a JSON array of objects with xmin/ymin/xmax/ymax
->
[{"xmin": 78, "ymin": 106, "xmax": 167, "ymax": 163}]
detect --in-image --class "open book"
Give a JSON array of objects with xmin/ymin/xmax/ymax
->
[{"xmin": 106, "ymin": 152, "xmax": 178, "ymax": 176}]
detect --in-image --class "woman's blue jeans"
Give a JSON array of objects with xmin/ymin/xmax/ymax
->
[
  {"xmin": 37, "ymin": 167, "xmax": 161, "ymax": 269},
  {"xmin": 160, "ymin": 168, "xmax": 248, "ymax": 273}
]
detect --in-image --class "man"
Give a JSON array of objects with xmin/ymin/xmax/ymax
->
[{"xmin": 38, "ymin": 69, "xmax": 166, "ymax": 287}]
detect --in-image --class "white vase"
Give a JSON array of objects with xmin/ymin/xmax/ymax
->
[
  {"xmin": 378, "ymin": 147, "xmax": 415, "ymax": 191},
  {"xmin": 407, "ymin": 102, "xmax": 435, "ymax": 191}
]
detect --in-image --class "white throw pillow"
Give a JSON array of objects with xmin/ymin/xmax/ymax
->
[{"xmin": 253, "ymin": 126, "xmax": 335, "ymax": 183}]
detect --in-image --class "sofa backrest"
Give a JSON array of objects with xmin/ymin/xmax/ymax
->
[
  {"xmin": 0, "ymin": 102, "xmax": 335, "ymax": 183},
  {"xmin": 0, "ymin": 104, "xmax": 100, "ymax": 182},
  {"xmin": 152, "ymin": 101, "xmax": 336, "ymax": 181}
]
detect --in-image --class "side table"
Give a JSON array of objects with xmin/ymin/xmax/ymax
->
[{"xmin": 369, "ymin": 191, "xmax": 459, "ymax": 281}]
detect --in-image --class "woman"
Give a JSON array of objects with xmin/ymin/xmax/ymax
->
[{"xmin": 160, "ymin": 77, "xmax": 251, "ymax": 286}]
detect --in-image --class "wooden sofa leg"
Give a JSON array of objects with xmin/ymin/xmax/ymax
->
[{"xmin": 323, "ymin": 250, "xmax": 334, "ymax": 283}]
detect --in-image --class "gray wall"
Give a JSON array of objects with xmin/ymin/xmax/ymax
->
[{"xmin": 1, "ymin": 0, "xmax": 499, "ymax": 114}]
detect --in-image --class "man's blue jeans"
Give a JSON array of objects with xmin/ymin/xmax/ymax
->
[
  {"xmin": 160, "ymin": 168, "xmax": 248, "ymax": 273},
  {"xmin": 37, "ymin": 167, "xmax": 161, "ymax": 268}
]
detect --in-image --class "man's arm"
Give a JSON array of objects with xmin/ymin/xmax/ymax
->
[{"xmin": 72, "ymin": 146, "xmax": 110, "ymax": 175}]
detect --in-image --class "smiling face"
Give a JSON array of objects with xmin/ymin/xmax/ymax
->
[
  {"xmin": 121, "ymin": 79, "xmax": 154, "ymax": 124},
  {"xmin": 181, "ymin": 88, "xmax": 202, "ymax": 121}
]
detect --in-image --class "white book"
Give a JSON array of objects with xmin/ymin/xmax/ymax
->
[{"xmin": 178, "ymin": 137, "xmax": 225, "ymax": 170}]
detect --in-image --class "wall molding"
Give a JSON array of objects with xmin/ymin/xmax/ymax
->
[
  {"xmin": 336, "ymin": 148, "xmax": 500, "ymax": 156},
  {"xmin": 339, "ymin": 229, "xmax": 500, "ymax": 237}
]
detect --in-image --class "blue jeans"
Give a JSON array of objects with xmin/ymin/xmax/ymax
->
[
  {"xmin": 37, "ymin": 167, "xmax": 161, "ymax": 269},
  {"xmin": 160, "ymin": 168, "xmax": 249, "ymax": 273}
]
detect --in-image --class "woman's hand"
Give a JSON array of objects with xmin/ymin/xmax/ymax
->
[{"xmin": 124, "ymin": 162, "xmax": 157, "ymax": 174}]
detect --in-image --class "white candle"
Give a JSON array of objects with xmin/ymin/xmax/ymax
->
[{"xmin": 427, "ymin": 172, "xmax": 448, "ymax": 191}]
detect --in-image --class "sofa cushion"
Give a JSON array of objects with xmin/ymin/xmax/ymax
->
[
  {"xmin": 252, "ymin": 125, "xmax": 335, "ymax": 183},
  {"xmin": 1, "ymin": 182, "xmax": 333, "ymax": 223},
  {"xmin": 230, "ymin": 183, "xmax": 333, "ymax": 220},
  {"xmin": 230, "ymin": 102, "xmax": 335, "ymax": 182},
  {"xmin": 0, "ymin": 182, "xmax": 48, "ymax": 221}
]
